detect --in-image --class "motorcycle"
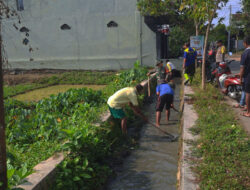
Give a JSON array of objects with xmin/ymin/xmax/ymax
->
[
  {"xmin": 219, "ymin": 74, "xmax": 242, "ymax": 99},
  {"xmin": 210, "ymin": 60, "xmax": 234, "ymax": 83}
]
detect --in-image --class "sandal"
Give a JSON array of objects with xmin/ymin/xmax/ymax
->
[
  {"xmin": 233, "ymin": 104, "xmax": 244, "ymax": 108},
  {"xmin": 241, "ymin": 107, "xmax": 247, "ymax": 111},
  {"xmin": 241, "ymin": 112, "xmax": 250, "ymax": 118}
]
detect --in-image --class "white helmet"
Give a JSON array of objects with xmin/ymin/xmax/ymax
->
[{"xmin": 219, "ymin": 74, "xmax": 228, "ymax": 88}]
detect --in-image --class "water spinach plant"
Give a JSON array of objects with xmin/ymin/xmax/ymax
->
[{"xmin": 4, "ymin": 62, "xmax": 149, "ymax": 189}]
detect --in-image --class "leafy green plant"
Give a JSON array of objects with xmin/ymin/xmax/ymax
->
[{"xmin": 4, "ymin": 62, "xmax": 149, "ymax": 189}]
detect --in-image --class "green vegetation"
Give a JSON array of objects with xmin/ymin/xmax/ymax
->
[
  {"xmin": 168, "ymin": 26, "xmax": 189, "ymax": 58},
  {"xmin": 4, "ymin": 84, "xmax": 45, "ymax": 98},
  {"xmin": 54, "ymin": 62, "xmax": 149, "ymax": 190},
  {"xmin": 14, "ymin": 85, "xmax": 106, "ymax": 102},
  {"xmin": 190, "ymin": 71, "xmax": 250, "ymax": 189},
  {"xmin": 209, "ymin": 23, "xmax": 228, "ymax": 47},
  {"xmin": 4, "ymin": 71, "xmax": 115, "ymax": 98},
  {"xmin": 4, "ymin": 62, "xmax": 149, "ymax": 189},
  {"xmin": 242, "ymin": 0, "xmax": 250, "ymax": 35},
  {"xmin": 137, "ymin": 0, "xmax": 196, "ymax": 58},
  {"xmin": 137, "ymin": 0, "xmax": 179, "ymax": 16}
]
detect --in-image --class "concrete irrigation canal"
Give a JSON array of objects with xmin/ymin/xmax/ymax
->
[{"xmin": 107, "ymin": 80, "xmax": 181, "ymax": 190}]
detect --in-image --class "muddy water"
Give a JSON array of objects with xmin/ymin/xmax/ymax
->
[{"xmin": 108, "ymin": 81, "xmax": 181, "ymax": 190}]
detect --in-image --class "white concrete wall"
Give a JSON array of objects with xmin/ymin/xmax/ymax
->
[
  {"xmin": 2, "ymin": 0, "xmax": 156, "ymax": 70},
  {"xmin": 235, "ymin": 40, "xmax": 244, "ymax": 51}
]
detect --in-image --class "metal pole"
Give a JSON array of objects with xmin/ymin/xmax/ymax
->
[
  {"xmin": 136, "ymin": 11, "xmax": 143, "ymax": 66},
  {"xmin": 228, "ymin": 5, "xmax": 232, "ymax": 52},
  {"xmin": 0, "ymin": 16, "xmax": 7, "ymax": 190},
  {"xmin": 139, "ymin": 13, "xmax": 142, "ymax": 66}
]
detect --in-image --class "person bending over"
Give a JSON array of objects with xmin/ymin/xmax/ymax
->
[
  {"xmin": 165, "ymin": 59, "xmax": 177, "ymax": 82},
  {"xmin": 107, "ymin": 84, "xmax": 148, "ymax": 134},
  {"xmin": 147, "ymin": 60, "xmax": 167, "ymax": 85},
  {"xmin": 155, "ymin": 79, "xmax": 175, "ymax": 127}
]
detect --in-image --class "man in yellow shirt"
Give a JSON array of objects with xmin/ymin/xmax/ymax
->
[
  {"xmin": 216, "ymin": 40, "xmax": 226, "ymax": 64},
  {"xmin": 107, "ymin": 84, "xmax": 148, "ymax": 134}
]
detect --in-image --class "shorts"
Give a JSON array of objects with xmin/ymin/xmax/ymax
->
[
  {"xmin": 108, "ymin": 106, "xmax": 126, "ymax": 119},
  {"xmin": 172, "ymin": 69, "xmax": 177, "ymax": 77},
  {"xmin": 244, "ymin": 75, "xmax": 250, "ymax": 93},
  {"xmin": 185, "ymin": 64, "xmax": 195, "ymax": 77},
  {"xmin": 156, "ymin": 94, "xmax": 174, "ymax": 112},
  {"xmin": 245, "ymin": 83, "xmax": 250, "ymax": 93}
]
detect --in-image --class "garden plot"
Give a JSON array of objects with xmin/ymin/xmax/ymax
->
[
  {"xmin": 3, "ymin": 70, "xmax": 116, "ymax": 98},
  {"xmin": 5, "ymin": 62, "xmax": 150, "ymax": 189},
  {"xmin": 14, "ymin": 84, "xmax": 106, "ymax": 102}
]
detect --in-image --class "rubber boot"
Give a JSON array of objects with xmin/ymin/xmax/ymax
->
[{"xmin": 184, "ymin": 73, "xmax": 190, "ymax": 85}]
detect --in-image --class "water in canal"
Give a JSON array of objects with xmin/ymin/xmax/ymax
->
[{"xmin": 108, "ymin": 80, "xmax": 181, "ymax": 190}]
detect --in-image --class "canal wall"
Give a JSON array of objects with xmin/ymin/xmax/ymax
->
[{"xmin": 178, "ymin": 85, "xmax": 199, "ymax": 190}]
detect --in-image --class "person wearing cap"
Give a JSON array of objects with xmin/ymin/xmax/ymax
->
[
  {"xmin": 107, "ymin": 84, "xmax": 148, "ymax": 134},
  {"xmin": 155, "ymin": 79, "xmax": 175, "ymax": 127},
  {"xmin": 147, "ymin": 60, "xmax": 167, "ymax": 84},
  {"xmin": 183, "ymin": 42, "xmax": 197, "ymax": 85},
  {"xmin": 165, "ymin": 59, "xmax": 176, "ymax": 82},
  {"xmin": 216, "ymin": 40, "xmax": 226, "ymax": 65}
]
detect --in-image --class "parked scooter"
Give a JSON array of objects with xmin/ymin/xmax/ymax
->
[
  {"xmin": 219, "ymin": 74, "xmax": 242, "ymax": 99},
  {"xmin": 210, "ymin": 60, "xmax": 234, "ymax": 83}
]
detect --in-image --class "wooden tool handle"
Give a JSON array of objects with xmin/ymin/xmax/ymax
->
[{"xmin": 148, "ymin": 77, "xmax": 151, "ymax": 97}]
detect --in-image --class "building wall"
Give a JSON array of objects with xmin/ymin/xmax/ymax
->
[
  {"xmin": 2, "ymin": 0, "xmax": 156, "ymax": 70},
  {"xmin": 235, "ymin": 40, "xmax": 244, "ymax": 51}
]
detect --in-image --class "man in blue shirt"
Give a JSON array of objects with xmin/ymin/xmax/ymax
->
[
  {"xmin": 155, "ymin": 79, "xmax": 175, "ymax": 127},
  {"xmin": 240, "ymin": 36, "xmax": 250, "ymax": 117},
  {"xmin": 183, "ymin": 42, "xmax": 197, "ymax": 85}
]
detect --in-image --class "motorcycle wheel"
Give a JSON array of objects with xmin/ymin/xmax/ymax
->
[{"xmin": 227, "ymin": 86, "xmax": 237, "ymax": 99}]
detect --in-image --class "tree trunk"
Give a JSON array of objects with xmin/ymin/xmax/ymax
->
[
  {"xmin": 202, "ymin": 9, "xmax": 217, "ymax": 89},
  {"xmin": 195, "ymin": 20, "xmax": 199, "ymax": 36},
  {"xmin": 0, "ymin": 18, "xmax": 7, "ymax": 190},
  {"xmin": 202, "ymin": 25, "xmax": 209, "ymax": 89}
]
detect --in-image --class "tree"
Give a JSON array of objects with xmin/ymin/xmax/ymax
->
[
  {"xmin": 137, "ymin": 0, "xmax": 196, "ymax": 58},
  {"xmin": 168, "ymin": 26, "xmax": 189, "ymax": 58},
  {"xmin": 0, "ymin": 1, "xmax": 19, "ymax": 189},
  {"xmin": 180, "ymin": 0, "xmax": 228, "ymax": 89},
  {"xmin": 242, "ymin": 0, "xmax": 250, "ymax": 35},
  {"xmin": 210, "ymin": 23, "xmax": 228, "ymax": 46},
  {"xmin": 228, "ymin": 12, "xmax": 245, "ymax": 51},
  {"xmin": 137, "ymin": 0, "xmax": 180, "ymax": 17}
]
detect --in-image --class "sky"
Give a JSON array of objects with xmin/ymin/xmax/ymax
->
[{"xmin": 213, "ymin": 0, "xmax": 243, "ymax": 26}]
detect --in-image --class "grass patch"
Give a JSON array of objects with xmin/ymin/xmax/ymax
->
[
  {"xmin": 14, "ymin": 85, "xmax": 106, "ymax": 102},
  {"xmin": 4, "ymin": 84, "xmax": 46, "ymax": 98},
  {"xmin": 190, "ymin": 70, "xmax": 250, "ymax": 189}
]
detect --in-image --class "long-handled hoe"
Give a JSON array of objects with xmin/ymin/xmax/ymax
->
[{"xmin": 147, "ymin": 121, "xmax": 179, "ymax": 142}]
